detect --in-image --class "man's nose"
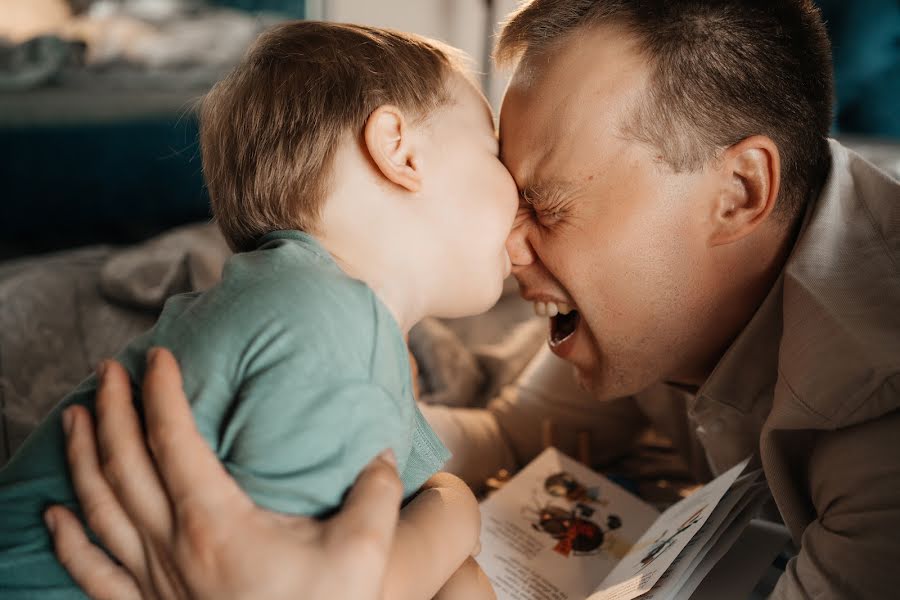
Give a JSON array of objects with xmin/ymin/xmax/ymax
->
[{"xmin": 506, "ymin": 218, "xmax": 536, "ymax": 269}]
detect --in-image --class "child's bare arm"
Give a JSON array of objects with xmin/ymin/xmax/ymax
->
[
  {"xmin": 382, "ymin": 472, "xmax": 483, "ymax": 600},
  {"xmin": 434, "ymin": 556, "xmax": 496, "ymax": 600}
]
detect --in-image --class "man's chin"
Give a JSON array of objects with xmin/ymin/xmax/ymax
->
[
  {"xmin": 572, "ymin": 364, "xmax": 596, "ymax": 392},
  {"xmin": 571, "ymin": 363, "xmax": 633, "ymax": 402}
]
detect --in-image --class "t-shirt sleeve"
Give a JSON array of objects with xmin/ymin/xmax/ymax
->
[
  {"xmin": 402, "ymin": 404, "xmax": 453, "ymax": 492},
  {"xmin": 173, "ymin": 252, "xmax": 428, "ymax": 516},
  {"xmin": 217, "ymin": 346, "xmax": 412, "ymax": 516}
]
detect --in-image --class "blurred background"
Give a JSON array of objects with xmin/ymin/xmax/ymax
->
[{"xmin": 0, "ymin": 0, "xmax": 897, "ymax": 258}]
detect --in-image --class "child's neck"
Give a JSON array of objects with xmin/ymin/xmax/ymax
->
[
  {"xmin": 315, "ymin": 146, "xmax": 435, "ymax": 336},
  {"xmin": 330, "ymin": 250, "xmax": 425, "ymax": 336},
  {"xmin": 316, "ymin": 210, "xmax": 428, "ymax": 337}
]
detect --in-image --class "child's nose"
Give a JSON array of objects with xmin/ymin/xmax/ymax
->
[{"xmin": 506, "ymin": 220, "xmax": 536, "ymax": 269}]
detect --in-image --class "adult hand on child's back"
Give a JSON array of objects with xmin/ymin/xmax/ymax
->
[{"xmin": 44, "ymin": 348, "xmax": 404, "ymax": 600}]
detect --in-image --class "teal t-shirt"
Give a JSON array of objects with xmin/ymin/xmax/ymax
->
[{"xmin": 0, "ymin": 230, "xmax": 450, "ymax": 598}]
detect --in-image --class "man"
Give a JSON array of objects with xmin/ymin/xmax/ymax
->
[
  {"xmin": 427, "ymin": 1, "xmax": 900, "ymax": 597},
  {"xmin": 48, "ymin": 1, "xmax": 900, "ymax": 598}
]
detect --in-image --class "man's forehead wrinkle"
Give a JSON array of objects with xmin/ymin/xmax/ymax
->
[
  {"xmin": 501, "ymin": 97, "xmax": 554, "ymax": 189},
  {"xmin": 514, "ymin": 44, "xmax": 652, "ymax": 195},
  {"xmin": 521, "ymin": 86, "xmax": 583, "ymax": 185},
  {"xmin": 530, "ymin": 25, "xmax": 651, "ymax": 132},
  {"xmin": 505, "ymin": 53, "xmax": 612, "ymax": 190}
]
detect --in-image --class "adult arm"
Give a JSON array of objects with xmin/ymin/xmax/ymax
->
[
  {"xmin": 44, "ymin": 349, "xmax": 405, "ymax": 600},
  {"xmin": 771, "ymin": 407, "xmax": 900, "ymax": 599},
  {"xmin": 421, "ymin": 346, "xmax": 649, "ymax": 487}
]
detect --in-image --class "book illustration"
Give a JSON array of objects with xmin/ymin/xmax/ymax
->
[
  {"xmin": 523, "ymin": 471, "xmax": 623, "ymax": 558},
  {"xmin": 527, "ymin": 501, "xmax": 623, "ymax": 557},
  {"xmin": 637, "ymin": 505, "xmax": 707, "ymax": 571},
  {"xmin": 544, "ymin": 471, "xmax": 608, "ymax": 506},
  {"xmin": 478, "ymin": 448, "xmax": 773, "ymax": 600}
]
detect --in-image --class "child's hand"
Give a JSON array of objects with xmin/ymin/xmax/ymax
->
[
  {"xmin": 384, "ymin": 471, "xmax": 485, "ymax": 600},
  {"xmin": 44, "ymin": 349, "xmax": 405, "ymax": 600}
]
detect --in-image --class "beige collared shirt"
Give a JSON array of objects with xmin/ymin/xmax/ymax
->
[{"xmin": 424, "ymin": 140, "xmax": 900, "ymax": 598}]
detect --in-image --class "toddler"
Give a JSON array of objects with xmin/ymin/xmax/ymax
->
[{"xmin": 0, "ymin": 21, "xmax": 517, "ymax": 599}]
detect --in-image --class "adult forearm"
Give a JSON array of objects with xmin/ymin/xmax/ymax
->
[{"xmin": 420, "ymin": 404, "xmax": 518, "ymax": 488}]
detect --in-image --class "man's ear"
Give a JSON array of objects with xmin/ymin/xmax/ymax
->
[
  {"xmin": 708, "ymin": 135, "xmax": 781, "ymax": 246},
  {"xmin": 363, "ymin": 105, "xmax": 422, "ymax": 193}
]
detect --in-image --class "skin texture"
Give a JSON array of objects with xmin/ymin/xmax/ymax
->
[{"xmin": 502, "ymin": 23, "xmax": 792, "ymax": 399}]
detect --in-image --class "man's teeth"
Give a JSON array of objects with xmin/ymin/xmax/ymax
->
[{"xmin": 533, "ymin": 301, "xmax": 572, "ymax": 317}]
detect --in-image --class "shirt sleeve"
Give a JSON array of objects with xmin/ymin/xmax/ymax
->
[
  {"xmin": 770, "ymin": 407, "xmax": 900, "ymax": 599},
  {"xmin": 401, "ymin": 404, "xmax": 452, "ymax": 492},
  {"xmin": 219, "ymin": 370, "xmax": 411, "ymax": 517}
]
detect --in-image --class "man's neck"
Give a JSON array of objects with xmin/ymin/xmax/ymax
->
[{"xmin": 681, "ymin": 217, "xmax": 801, "ymax": 387}]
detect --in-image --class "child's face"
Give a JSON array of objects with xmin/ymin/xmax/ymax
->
[{"xmin": 417, "ymin": 76, "xmax": 518, "ymax": 318}]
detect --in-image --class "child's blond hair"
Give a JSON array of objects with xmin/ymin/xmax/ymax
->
[{"xmin": 201, "ymin": 21, "xmax": 469, "ymax": 252}]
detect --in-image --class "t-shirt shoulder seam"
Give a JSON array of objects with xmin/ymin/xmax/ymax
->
[{"xmin": 365, "ymin": 288, "xmax": 382, "ymax": 381}]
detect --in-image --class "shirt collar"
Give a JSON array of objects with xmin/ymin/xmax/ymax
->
[
  {"xmin": 696, "ymin": 272, "xmax": 785, "ymax": 413},
  {"xmin": 255, "ymin": 229, "xmax": 334, "ymax": 262}
]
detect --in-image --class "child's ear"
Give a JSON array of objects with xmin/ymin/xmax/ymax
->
[{"xmin": 363, "ymin": 105, "xmax": 423, "ymax": 193}]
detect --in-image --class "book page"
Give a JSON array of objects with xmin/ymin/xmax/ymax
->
[
  {"xmin": 588, "ymin": 458, "xmax": 751, "ymax": 600},
  {"xmin": 682, "ymin": 519, "xmax": 790, "ymax": 600},
  {"xmin": 646, "ymin": 484, "xmax": 769, "ymax": 600},
  {"xmin": 636, "ymin": 475, "xmax": 768, "ymax": 600},
  {"xmin": 477, "ymin": 448, "xmax": 659, "ymax": 600}
]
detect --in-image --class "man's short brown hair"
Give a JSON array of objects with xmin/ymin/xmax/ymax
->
[
  {"xmin": 201, "ymin": 21, "xmax": 467, "ymax": 252},
  {"xmin": 497, "ymin": 0, "xmax": 835, "ymax": 222}
]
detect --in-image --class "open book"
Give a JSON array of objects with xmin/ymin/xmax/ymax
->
[{"xmin": 477, "ymin": 448, "xmax": 790, "ymax": 600}]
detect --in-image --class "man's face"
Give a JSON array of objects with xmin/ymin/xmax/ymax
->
[{"xmin": 500, "ymin": 27, "xmax": 723, "ymax": 399}]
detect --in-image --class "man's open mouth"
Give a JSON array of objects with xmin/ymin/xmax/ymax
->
[
  {"xmin": 532, "ymin": 300, "xmax": 581, "ymax": 346},
  {"xmin": 550, "ymin": 309, "xmax": 580, "ymax": 346}
]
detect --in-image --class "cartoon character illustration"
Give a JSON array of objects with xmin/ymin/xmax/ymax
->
[
  {"xmin": 527, "ymin": 501, "xmax": 623, "ymax": 557},
  {"xmin": 638, "ymin": 505, "xmax": 707, "ymax": 571},
  {"xmin": 544, "ymin": 471, "xmax": 608, "ymax": 506}
]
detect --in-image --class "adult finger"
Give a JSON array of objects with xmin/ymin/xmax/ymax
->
[
  {"xmin": 142, "ymin": 348, "xmax": 251, "ymax": 513},
  {"xmin": 64, "ymin": 404, "xmax": 145, "ymax": 574},
  {"xmin": 95, "ymin": 360, "xmax": 172, "ymax": 539},
  {"xmin": 45, "ymin": 505, "xmax": 142, "ymax": 600},
  {"xmin": 328, "ymin": 450, "xmax": 403, "ymax": 566}
]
